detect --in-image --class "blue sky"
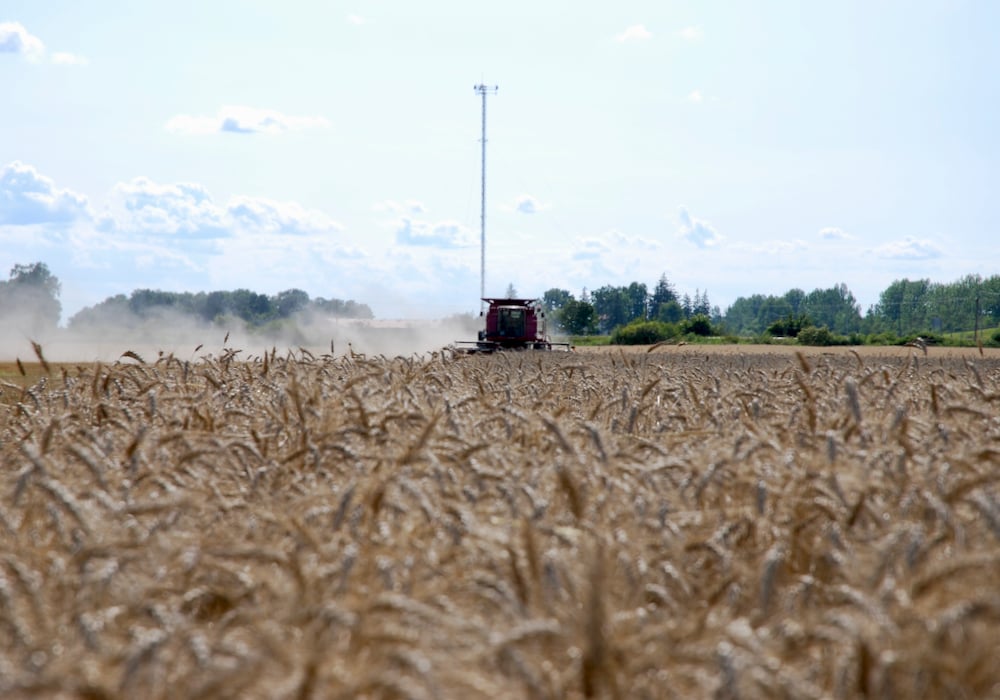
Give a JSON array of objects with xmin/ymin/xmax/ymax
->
[{"xmin": 2, "ymin": 1, "xmax": 997, "ymax": 321}]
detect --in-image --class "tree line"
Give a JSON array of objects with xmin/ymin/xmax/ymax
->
[
  {"xmin": 541, "ymin": 275, "xmax": 717, "ymax": 335},
  {"xmin": 68, "ymin": 288, "xmax": 374, "ymax": 331},
  {"xmin": 540, "ymin": 272, "xmax": 1000, "ymax": 341},
  {"xmin": 5, "ymin": 261, "xmax": 1000, "ymax": 341},
  {"xmin": 0, "ymin": 262, "xmax": 373, "ymax": 335}
]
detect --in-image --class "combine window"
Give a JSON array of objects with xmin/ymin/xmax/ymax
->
[{"xmin": 498, "ymin": 307, "xmax": 526, "ymax": 337}]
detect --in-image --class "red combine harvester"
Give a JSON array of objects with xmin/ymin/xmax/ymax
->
[{"xmin": 456, "ymin": 298, "xmax": 572, "ymax": 354}]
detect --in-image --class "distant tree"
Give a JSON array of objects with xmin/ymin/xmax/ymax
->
[
  {"xmin": 590, "ymin": 285, "xmax": 629, "ymax": 333},
  {"xmin": 273, "ymin": 289, "xmax": 309, "ymax": 318},
  {"xmin": 202, "ymin": 290, "xmax": 228, "ymax": 322},
  {"xmin": 757, "ymin": 296, "xmax": 794, "ymax": 331},
  {"xmin": 625, "ymin": 282, "xmax": 649, "ymax": 322},
  {"xmin": 681, "ymin": 314, "xmax": 714, "ymax": 336},
  {"xmin": 802, "ymin": 283, "xmax": 861, "ymax": 335},
  {"xmin": 611, "ymin": 320, "xmax": 678, "ymax": 345},
  {"xmin": 230, "ymin": 289, "xmax": 273, "ymax": 322},
  {"xmin": 655, "ymin": 300, "xmax": 684, "ymax": 323},
  {"xmin": 783, "ymin": 288, "xmax": 807, "ymax": 315},
  {"xmin": 650, "ymin": 273, "xmax": 678, "ymax": 310},
  {"xmin": 542, "ymin": 288, "xmax": 574, "ymax": 312},
  {"xmin": 504, "ymin": 283, "xmax": 518, "ymax": 298},
  {"xmin": 681, "ymin": 293, "xmax": 693, "ymax": 318},
  {"xmin": 767, "ymin": 313, "xmax": 812, "ymax": 337},
  {"xmin": 0, "ymin": 262, "xmax": 62, "ymax": 331},
  {"xmin": 67, "ymin": 294, "xmax": 129, "ymax": 330},
  {"xmin": 692, "ymin": 289, "xmax": 712, "ymax": 317},
  {"xmin": 558, "ymin": 299, "xmax": 598, "ymax": 335},
  {"xmin": 311, "ymin": 297, "xmax": 374, "ymax": 319}
]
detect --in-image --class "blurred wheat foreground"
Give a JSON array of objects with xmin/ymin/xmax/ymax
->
[{"xmin": 2, "ymin": 344, "xmax": 999, "ymax": 698}]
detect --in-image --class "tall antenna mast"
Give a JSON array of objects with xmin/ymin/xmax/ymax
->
[{"xmin": 474, "ymin": 83, "xmax": 498, "ymax": 314}]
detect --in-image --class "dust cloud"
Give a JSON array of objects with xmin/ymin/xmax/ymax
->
[{"xmin": 0, "ymin": 309, "xmax": 484, "ymax": 363}]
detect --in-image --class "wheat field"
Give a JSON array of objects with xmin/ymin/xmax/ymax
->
[{"xmin": 1, "ymin": 345, "xmax": 999, "ymax": 698}]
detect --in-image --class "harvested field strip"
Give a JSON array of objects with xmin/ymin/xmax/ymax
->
[{"xmin": 1, "ymin": 347, "xmax": 999, "ymax": 698}]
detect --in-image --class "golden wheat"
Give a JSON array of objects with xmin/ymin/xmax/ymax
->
[{"xmin": 0, "ymin": 346, "xmax": 998, "ymax": 698}]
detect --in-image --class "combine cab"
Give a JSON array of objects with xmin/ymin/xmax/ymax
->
[{"xmin": 456, "ymin": 298, "xmax": 571, "ymax": 354}]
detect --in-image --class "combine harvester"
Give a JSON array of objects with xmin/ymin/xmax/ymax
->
[{"xmin": 455, "ymin": 297, "xmax": 571, "ymax": 354}]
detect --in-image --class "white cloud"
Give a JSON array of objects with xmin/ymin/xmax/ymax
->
[
  {"xmin": 107, "ymin": 176, "xmax": 346, "ymax": 240},
  {"xmin": 873, "ymin": 236, "xmax": 943, "ymax": 260},
  {"xmin": 165, "ymin": 106, "xmax": 331, "ymax": 135},
  {"xmin": 0, "ymin": 22, "xmax": 86, "ymax": 65},
  {"xmin": 686, "ymin": 89, "xmax": 704, "ymax": 104},
  {"xmin": 677, "ymin": 207, "xmax": 723, "ymax": 248},
  {"xmin": 110, "ymin": 177, "xmax": 227, "ymax": 237},
  {"xmin": 347, "ymin": 14, "xmax": 366, "ymax": 25},
  {"xmin": 50, "ymin": 51, "xmax": 88, "ymax": 66},
  {"xmin": 374, "ymin": 199, "xmax": 427, "ymax": 215},
  {"xmin": 0, "ymin": 161, "xmax": 90, "ymax": 225},
  {"xmin": 0, "ymin": 21, "xmax": 44, "ymax": 61},
  {"xmin": 819, "ymin": 226, "xmax": 855, "ymax": 241},
  {"xmin": 572, "ymin": 237, "xmax": 611, "ymax": 261},
  {"xmin": 615, "ymin": 25, "xmax": 652, "ymax": 43},
  {"xmin": 742, "ymin": 239, "xmax": 807, "ymax": 255},
  {"xmin": 678, "ymin": 26, "xmax": 704, "ymax": 42},
  {"xmin": 513, "ymin": 194, "xmax": 548, "ymax": 214},
  {"xmin": 395, "ymin": 217, "xmax": 472, "ymax": 248},
  {"xmin": 228, "ymin": 196, "xmax": 344, "ymax": 236}
]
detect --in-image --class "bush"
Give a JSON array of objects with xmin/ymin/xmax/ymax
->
[
  {"xmin": 988, "ymin": 328, "xmax": 1000, "ymax": 348},
  {"xmin": 611, "ymin": 320, "xmax": 679, "ymax": 345},
  {"xmin": 767, "ymin": 314, "xmax": 811, "ymax": 338},
  {"xmin": 865, "ymin": 331, "xmax": 899, "ymax": 346},
  {"xmin": 680, "ymin": 314, "xmax": 714, "ymax": 337},
  {"xmin": 898, "ymin": 332, "xmax": 946, "ymax": 347},
  {"xmin": 797, "ymin": 326, "xmax": 848, "ymax": 346}
]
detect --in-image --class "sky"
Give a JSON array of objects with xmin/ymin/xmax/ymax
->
[{"xmin": 1, "ymin": 0, "xmax": 998, "ymax": 323}]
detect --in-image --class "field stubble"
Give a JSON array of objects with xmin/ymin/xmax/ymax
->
[{"xmin": 1, "ymin": 344, "xmax": 1000, "ymax": 698}]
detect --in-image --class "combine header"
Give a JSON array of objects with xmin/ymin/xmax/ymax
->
[{"xmin": 456, "ymin": 298, "xmax": 571, "ymax": 354}]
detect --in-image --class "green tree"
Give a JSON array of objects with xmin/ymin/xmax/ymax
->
[
  {"xmin": 756, "ymin": 297, "xmax": 793, "ymax": 332},
  {"xmin": 273, "ymin": 289, "xmax": 309, "ymax": 318},
  {"xmin": 692, "ymin": 289, "xmax": 712, "ymax": 317},
  {"xmin": 681, "ymin": 314, "xmax": 714, "ymax": 336},
  {"xmin": 802, "ymin": 283, "xmax": 861, "ymax": 335},
  {"xmin": 650, "ymin": 273, "xmax": 678, "ymax": 310},
  {"xmin": 625, "ymin": 282, "xmax": 649, "ymax": 322},
  {"xmin": 655, "ymin": 299, "xmax": 684, "ymax": 323},
  {"xmin": 558, "ymin": 299, "xmax": 598, "ymax": 335},
  {"xmin": 871, "ymin": 279, "xmax": 930, "ymax": 335},
  {"xmin": 542, "ymin": 288, "xmax": 574, "ymax": 312},
  {"xmin": 0, "ymin": 261, "xmax": 62, "ymax": 332},
  {"xmin": 783, "ymin": 288, "xmax": 806, "ymax": 315},
  {"xmin": 590, "ymin": 285, "xmax": 629, "ymax": 333}
]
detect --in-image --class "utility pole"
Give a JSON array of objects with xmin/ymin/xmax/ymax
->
[{"xmin": 474, "ymin": 83, "xmax": 498, "ymax": 314}]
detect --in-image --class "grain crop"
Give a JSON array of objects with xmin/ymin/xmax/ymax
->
[{"xmin": 1, "ymin": 344, "xmax": 999, "ymax": 698}]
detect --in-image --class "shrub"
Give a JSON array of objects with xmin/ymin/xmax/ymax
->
[
  {"xmin": 767, "ymin": 313, "xmax": 812, "ymax": 338},
  {"xmin": 680, "ymin": 314, "xmax": 714, "ymax": 337},
  {"xmin": 797, "ymin": 326, "xmax": 848, "ymax": 346},
  {"xmin": 899, "ymin": 332, "xmax": 946, "ymax": 347},
  {"xmin": 865, "ymin": 331, "xmax": 899, "ymax": 346},
  {"xmin": 611, "ymin": 320, "xmax": 679, "ymax": 345}
]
